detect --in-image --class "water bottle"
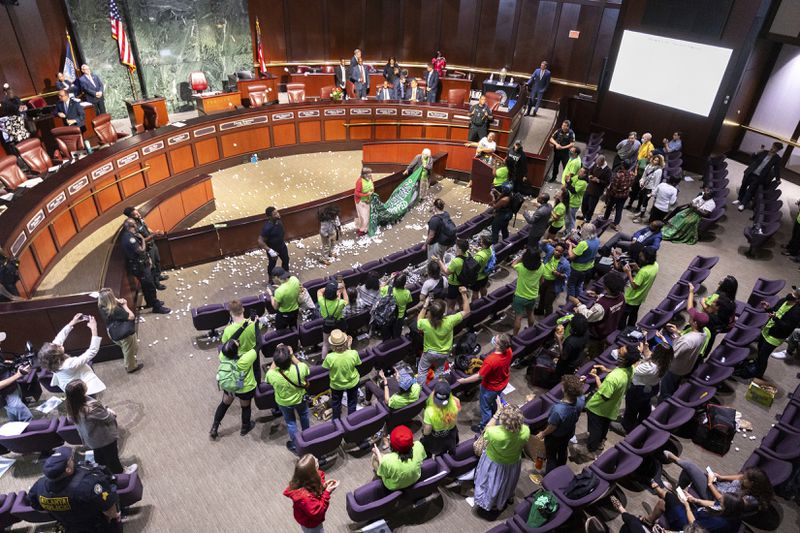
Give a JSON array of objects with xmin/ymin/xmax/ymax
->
[
  {"xmin": 84, "ymin": 140, "xmax": 93, "ymax": 155},
  {"xmin": 250, "ymin": 153, "xmax": 259, "ymax": 164}
]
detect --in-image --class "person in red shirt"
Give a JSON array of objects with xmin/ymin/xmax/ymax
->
[
  {"xmin": 283, "ymin": 454, "xmax": 339, "ymax": 532},
  {"xmin": 457, "ymin": 334, "xmax": 513, "ymax": 433}
]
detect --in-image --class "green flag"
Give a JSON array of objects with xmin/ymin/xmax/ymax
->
[{"xmin": 367, "ymin": 167, "xmax": 423, "ymax": 236}]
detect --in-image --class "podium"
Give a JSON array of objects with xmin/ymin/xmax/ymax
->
[
  {"xmin": 193, "ymin": 92, "xmax": 241, "ymax": 115},
  {"xmin": 470, "ymin": 154, "xmax": 505, "ymax": 204},
  {"xmin": 126, "ymin": 97, "xmax": 168, "ymax": 132}
]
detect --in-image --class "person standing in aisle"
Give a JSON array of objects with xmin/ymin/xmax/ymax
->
[
  {"xmin": 259, "ymin": 206, "xmax": 290, "ymax": 284},
  {"xmin": 354, "ymin": 168, "xmax": 374, "ymax": 236},
  {"xmin": 548, "ymin": 120, "xmax": 575, "ymax": 183}
]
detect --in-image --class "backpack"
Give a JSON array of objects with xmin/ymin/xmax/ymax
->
[
  {"xmin": 510, "ymin": 191, "xmax": 525, "ymax": 227},
  {"xmin": 563, "ymin": 470, "xmax": 599, "ymax": 500},
  {"xmin": 453, "ymin": 329, "xmax": 480, "ymax": 358},
  {"xmin": 436, "ymin": 213, "xmax": 457, "ymax": 246},
  {"xmin": 216, "ymin": 321, "xmax": 250, "ymax": 393},
  {"xmin": 692, "ymin": 404, "xmax": 736, "ymax": 455},
  {"xmin": 484, "ymin": 247, "xmax": 497, "ymax": 275},
  {"xmin": 458, "ymin": 255, "xmax": 481, "ymax": 286},
  {"xmin": 429, "ymin": 277, "xmax": 447, "ymax": 300},
  {"xmin": 529, "ymin": 351, "xmax": 558, "ymax": 388},
  {"xmin": 370, "ymin": 286, "xmax": 397, "ymax": 331}
]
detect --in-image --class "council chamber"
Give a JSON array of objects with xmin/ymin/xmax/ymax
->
[{"xmin": 0, "ymin": 1, "xmax": 799, "ymax": 532}]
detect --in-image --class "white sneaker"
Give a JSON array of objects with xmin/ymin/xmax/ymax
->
[
  {"xmin": 123, "ymin": 463, "xmax": 139, "ymax": 474},
  {"xmin": 732, "ymin": 200, "xmax": 740, "ymax": 205},
  {"xmin": 770, "ymin": 351, "xmax": 788, "ymax": 360},
  {"xmin": 738, "ymin": 205, "xmax": 745, "ymax": 212}
]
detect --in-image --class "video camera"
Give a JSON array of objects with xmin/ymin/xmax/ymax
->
[{"xmin": 1, "ymin": 341, "xmax": 36, "ymax": 373}]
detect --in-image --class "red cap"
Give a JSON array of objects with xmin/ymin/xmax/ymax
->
[
  {"xmin": 687, "ymin": 308, "xmax": 709, "ymax": 327},
  {"xmin": 389, "ymin": 425, "xmax": 414, "ymax": 454}
]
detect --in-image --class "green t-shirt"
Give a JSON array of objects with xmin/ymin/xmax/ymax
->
[
  {"xmin": 319, "ymin": 296, "xmax": 346, "ymax": 319},
  {"xmin": 218, "ymin": 348, "xmax": 258, "ymax": 393},
  {"xmin": 484, "ymin": 424, "xmax": 531, "ymax": 465},
  {"xmin": 388, "ymin": 383, "xmax": 422, "ymax": 409},
  {"xmin": 423, "ymin": 395, "xmax": 461, "ymax": 431},
  {"xmin": 585, "ymin": 367, "xmax": 632, "ymax": 420},
  {"xmin": 571, "ymin": 240, "xmax": 595, "ymax": 272},
  {"xmin": 274, "ymin": 276, "xmax": 301, "ymax": 313},
  {"xmin": 624, "ymin": 262, "xmax": 659, "ymax": 306},
  {"xmin": 376, "ymin": 441, "xmax": 427, "ymax": 490},
  {"xmin": 322, "ymin": 349, "xmax": 362, "ymax": 390},
  {"xmin": 380, "ymin": 286, "xmax": 413, "ymax": 318},
  {"xmin": 265, "ymin": 362, "xmax": 310, "ymax": 407},
  {"xmin": 561, "ymin": 156, "xmax": 582, "ymax": 184},
  {"xmin": 568, "ymin": 178, "xmax": 587, "ymax": 208},
  {"xmin": 514, "ymin": 263, "xmax": 544, "ymax": 300},
  {"xmin": 474, "ymin": 247, "xmax": 492, "ymax": 281},
  {"xmin": 493, "ymin": 166, "xmax": 510, "ymax": 187},
  {"xmin": 551, "ymin": 203, "xmax": 565, "ymax": 228},
  {"xmin": 763, "ymin": 301, "xmax": 795, "ymax": 346},
  {"xmin": 221, "ymin": 320, "xmax": 256, "ymax": 355},
  {"xmin": 447, "ymin": 256, "xmax": 465, "ymax": 286},
  {"xmin": 417, "ymin": 312, "xmax": 463, "ymax": 354},
  {"xmin": 542, "ymin": 255, "xmax": 560, "ymax": 281}
]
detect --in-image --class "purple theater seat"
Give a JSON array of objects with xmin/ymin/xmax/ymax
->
[
  {"xmin": 423, "ymin": 369, "xmax": 473, "ymax": 397},
  {"xmin": 679, "ymin": 268, "xmax": 710, "ymax": 286},
  {"xmin": 637, "ymin": 309, "xmax": 672, "ymax": 332},
  {"xmin": 487, "ymin": 282, "xmax": 516, "ymax": 312},
  {"xmin": 741, "ymin": 449, "xmax": 793, "ymax": 487},
  {"xmin": 0, "ymin": 418, "xmax": 64, "ymax": 454},
  {"xmin": 459, "ymin": 298, "xmax": 493, "ymax": 331},
  {"xmin": 233, "ymin": 294, "xmax": 267, "ymax": 317},
  {"xmin": 521, "ymin": 396, "xmax": 555, "ymax": 432},
  {"xmin": 706, "ymin": 342, "xmax": 750, "ymax": 367},
  {"xmin": 723, "ymin": 326, "xmax": 761, "ymax": 348},
  {"xmin": 690, "ymin": 362, "xmax": 733, "ymax": 386},
  {"xmin": 16, "ymin": 370, "xmax": 42, "ymax": 403},
  {"xmin": 643, "ymin": 402, "xmax": 694, "ymax": 432},
  {"xmin": 542, "ymin": 465, "xmax": 611, "ymax": 507},
  {"xmin": 358, "ymin": 349, "xmax": 377, "ymax": 377},
  {"xmin": 510, "ymin": 495, "xmax": 574, "ymax": 532},
  {"xmin": 55, "ymin": 416, "xmax": 82, "ymax": 446},
  {"xmin": 334, "ymin": 268, "xmax": 366, "ymax": 288},
  {"xmin": 115, "ymin": 471, "xmax": 144, "ymax": 508},
  {"xmin": 487, "ymin": 522, "xmax": 513, "ymax": 533},
  {"xmin": 441, "ymin": 437, "xmax": 478, "ymax": 478},
  {"xmin": 384, "ymin": 390, "xmax": 428, "ymax": 429},
  {"xmin": 341, "ymin": 403, "xmax": 388, "ymax": 445},
  {"xmin": 619, "ymin": 423, "xmax": 670, "ymax": 455},
  {"xmin": 760, "ymin": 427, "xmax": 800, "ymax": 461},
  {"xmin": 346, "ymin": 479, "xmax": 403, "ymax": 523},
  {"xmin": 736, "ymin": 310, "xmax": 769, "ymax": 329},
  {"xmin": 383, "ymin": 250, "xmax": 415, "ymax": 273},
  {"xmin": 0, "ymin": 493, "xmax": 20, "ymax": 530},
  {"xmin": 35, "ymin": 368, "xmax": 62, "ymax": 394},
  {"xmin": 688, "ymin": 256, "xmax": 719, "ymax": 270},
  {"xmin": 402, "ymin": 457, "xmax": 450, "ymax": 501},
  {"xmin": 348, "ymin": 310, "xmax": 371, "ymax": 334},
  {"xmin": 576, "ymin": 360, "xmax": 616, "ymax": 391},
  {"xmin": 775, "ymin": 402, "xmax": 800, "ymax": 433},
  {"xmin": 260, "ymin": 328, "xmax": 299, "ymax": 357},
  {"xmin": 358, "ymin": 259, "xmax": 387, "ymax": 277},
  {"xmin": 191, "ymin": 304, "xmax": 229, "ymax": 334},
  {"xmin": 254, "ymin": 383, "xmax": 277, "ymax": 411},
  {"xmin": 667, "ymin": 382, "xmax": 716, "ymax": 409},
  {"xmin": 589, "ymin": 445, "xmax": 644, "ymax": 481},
  {"xmin": 405, "ymin": 243, "xmax": 428, "ymax": 267},
  {"xmin": 372, "ymin": 336, "xmax": 412, "ymax": 370},
  {"xmin": 295, "ymin": 419, "xmax": 344, "ymax": 459},
  {"xmin": 305, "ymin": 366, "xmax": 331, "ymax": 396},
  {"xmin": 456, "ymin": 222, "xmax": 478, "ymax": 240},
  {"xmin": 512, "ymin": 327, "xmax": 553, "ymax": 358},
  {"xmin": 10, "ymin": 491, "xmax": 52, "ymax": 523},
  {"xmin": 751, "ymin": 278, "xmax": 785, "ymax": 296},
  {"xmin": 299, "ymin": 318, "xmax": 323, "ymax": 349},
  {"xmin": 746, "ymin": 292, "xmax": 780, "ymax": 310},
  {"xmin": 303, "ymin": 278, "xmax": 328, "ymax": 303}
]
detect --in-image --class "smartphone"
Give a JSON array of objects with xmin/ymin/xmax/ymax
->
[
  {"xmin": 499, "ymin": 395, "xmax": 508, "ymax": 407},
  {"xmin": 80, "ymin": 314, "xmax": 91, "ymax": 321},
  {"xmin": 676, "ymin": 487, "xmax": 687, "ymax": 502},
  {"xmin": 706, "ymin": 466, "xmax": 716, "ymax": 481}
]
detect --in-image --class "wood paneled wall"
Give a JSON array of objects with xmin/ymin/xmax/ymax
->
[{"xmin": 249, "ymin": 0, "xmax": 621, "ymax": 86}]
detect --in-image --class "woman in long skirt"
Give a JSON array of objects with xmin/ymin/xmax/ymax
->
[{"xmin": 354, "ymin": 167, "xmax": 374, "ymax": 236}]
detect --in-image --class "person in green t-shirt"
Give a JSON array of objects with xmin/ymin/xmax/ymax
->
[
  {"xmin": 493, "ymin": 165, "xmax": 510, "ymax": 188},
  {"xmin": 616, "ymin": 246, "xmax": 659, "ymax": 329},
  {"xmin": 378, "ymin": 273, "xmax": 413, "ymax": 339},
  {"xmin": 511, "ymin": 246, "xmax": 545, "ymax": 335},
  {"xmin": 471, "ymin": 233, "xmax": 494, "ymax": 301},
  {"xmin": 321, "ymin": 329, "xmax": 362, "ymax": 419},
  {"xmin": 210, "ymin": 338, "xmax": 259, "ymax": 440},
  {"xmin": 436, "ymin": 239, "xmax": 470, "ymax": 312},
  {"xmin": 566, "ymin": 223, "xmax": 600, "ymax": 298},
  {"xmin": 564, "ymin": 166, "xmax": 588, "ymax": 233},
  {"xmin": 221, "ymin": 299, "xmax": 260, "ymax": 381},
  {"xmin": 561, "ymin": 146, "xmax": 582, "ymax": 185},
  {"xmin": 268, "ymin": 268, "xmax": 301, "ymax": 330},
  {"xmin": 474, "ymin": 403, "xmax": 530, "ymax": 514},
  {"xmin": 547, "ymin": 189, "xmax": 568, "ymax": 238},
  {"xmin": 317, "ymin": 279, "xmax": 349, "ymax": 337},
  {"xmin": 584, "ymin": 346, "xmax": 638, "ymax": 452},
  {"xmin": 416, "ymin": 290, "xmax": 471, "ymax": 384},
  {"xmin": 265, "ymin": 344, "xmax": 310, "ymax": 454},
  {"xmin": 373, "ymin": 425, "xmax": 426, "ymax": 490},
  {"xmin": 421, "ymin": 380, "xmax": 462, "ymax": 456}
]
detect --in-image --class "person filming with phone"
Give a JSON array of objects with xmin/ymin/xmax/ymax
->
[{"xmin": 38, "ymin": 313, "xmax": 105, "ymax": 396}]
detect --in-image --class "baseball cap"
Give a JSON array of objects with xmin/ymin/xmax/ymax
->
[
  {"xmin": 433, "ymin": 381, "xmax": 451, "ymax": 407},
  {"xmin": 397, "ymin": 372, "xmax": 415, "ymax": 392},
  {"xmin": 271, "ymin": 267, "xmax": 290, "ymax": 280},
  {"xmin": 43, "ymin": 446, "xmax": 74, "ymax": 479},
  {"xmin": 688, "ymin": 308, "xmax": 709, "ymax": 327},
  {"xmin": 389, "ymin": 425, "xmax": 414, "ymax": 454}
]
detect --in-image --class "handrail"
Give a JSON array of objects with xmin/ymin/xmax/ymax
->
[{"xmin": 722, "ymin": 120, "xmax": 800, "ymax": 149}]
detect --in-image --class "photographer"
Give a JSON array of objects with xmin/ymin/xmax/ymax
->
[
  {"xmin": 0, "ymin": 332, "xmax": 33, "ymax": 421},
  {"xmin": 616, "ymin": 246, "xmax": 659, "ymax": 329},
  {"xmin": 38, "ymin": 313, "xmax": 105, "ymax": 396}
]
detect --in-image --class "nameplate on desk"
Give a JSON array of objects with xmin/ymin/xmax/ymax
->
[
  {"xmin": 68, "ymin": 176, "xmax": 89, "ymax": 195},
  {"xmin": 91, "ymin": 162, "xmax": 114, "ymax": 181},
  {"xmin": 26, "ymin": 209, "xmax": 45, "ymax": 234},
  {"xmin": 452, "ymin": 114, "xmax": 470, "ymax": 121},
  {"xmin": 10, "ymin": 231, "xmax": 26, "ymax": 256},
  {"xmin": 46, "ymin": 192, "xmax": 67, "ymax": 213},
  {"xmin": 168, "ymin": 132, "xmax": 190, "ymax": 145},
  {"xmin": 142, "ymin": 140, "xmax": 164, "ymax": 155},
  {"xmin": 297, "ymin": 110, "xmax": 320, "ymax": 118},
  {"xmin": 219, "ymin": 116, "xmax": 269, "ymax": 131},
  {"xmin": 116, "ymin": 152, "xmax": 140, "ymax": 168},
  {"xmin": 271, "ymin": 112, "xmax": 294, "ymax": 121},
  {"xmin": 193, "ymin": 126, "xmax": 216, "ymax": 137},
  {"xmin": 376, "ymin": 108, "xmax": 397, "ymax": 116},
  {"xmin": 350, "ymin": 108, "xmax": 372, "ymax": 116},
  {"xmin": 324, "ymin": 108, "xmax": 346, "ymax": 116},
  {"xmin": 426, "ymin": 110, "xmax": 449, "ymax": 120},
  {"xmin": 401, "ymin": 109, "xmax": 423, "ymax": 117},
  {"xmin": 491, "ymin": 119, "xmax": 500, "ymax": 127}
]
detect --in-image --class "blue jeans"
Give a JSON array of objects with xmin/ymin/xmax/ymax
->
[
  {"xmin": 658, "ymin": 371, "xmax": 683, "ymax": 403},
  {"xmin": 479, "ymin": 385, "xmax": 500, "ymax": 430},
  {"xmin": 565, "ymin": 207, "xmax": 578, "ymax": 233},
  {"xmin": 331, "ymin": 386, "xmax": 358, "ymax": 419},
  {"xmin": 279, "ymin": 402, "xmax": 310, "ymax": 447},
  {"xmin": 566, "ymin": 268, "xmax": 589, "ymax": 298},
  {"xmin": 4, "ymin": 389, "xmax": 32, "ymax": 422}
]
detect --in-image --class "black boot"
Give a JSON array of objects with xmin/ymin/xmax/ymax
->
[
  {"xmin": 209, "ymin": 423, "xmax": 220, "ymax": 440},
  {"xmin": 240, "ymin": 421, "xmax": 256, "ymax": 436}
]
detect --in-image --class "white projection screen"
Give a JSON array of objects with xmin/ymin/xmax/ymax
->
[{"xmin": 609, "ymin": 31, "xmax": 733, "ymax": 116}]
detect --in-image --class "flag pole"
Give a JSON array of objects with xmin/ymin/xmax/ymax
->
[
  {"xmin": 127, "ymin": 69, "xmax": 138, "ymax": 100},
  {"xmin": 119, "ymin": 0, "xmax": 147, "ymax": 99}
]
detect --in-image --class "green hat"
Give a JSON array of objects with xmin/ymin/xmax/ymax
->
[{"xmin": 527, "ymin": 490, "xmax": 559, "ymax": 528}]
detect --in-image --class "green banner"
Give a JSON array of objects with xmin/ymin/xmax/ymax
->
[{"xmin": 367, "ymin": 167, "xmax": 423, "ymax": 236}]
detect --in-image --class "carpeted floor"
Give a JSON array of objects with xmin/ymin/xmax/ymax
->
[{"xmin": 4, "ymin": 120, "xmax": 800, "ymax": 532}]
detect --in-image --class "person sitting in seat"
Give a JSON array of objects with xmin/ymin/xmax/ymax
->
[
  {"xmin": 662, "ymin": 189, "xmax": 716, "ymax": 245},
  {"xmin": 372, "ymin": 425, "xmax": 427, "ymax": 490}
]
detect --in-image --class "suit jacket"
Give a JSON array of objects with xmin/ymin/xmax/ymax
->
[
  {"xmin": 57, "ymin": 99, "xmax": 85, "ymax": 128},
  {"xmin": 350, "ymin": 64, "xmax": 369, "ymax": 88},
  {"xmin": 425, "ymin": 70, "xmax": 440, "ymax": 92},
  {"xmin": 406, "ymin": 87, "xmax": 423, "ymax": 102},
  {"xmin": 393, "ymin": 78, "xmax": 407, "ymax": 100},
  {"xmin": 334, "ymin": 65, "xmax": 348, "ymax": 88},
  {"xmin": 746, "ymin": 150, "xmax": 781, "ymax": 184},
  {"xmin": 376, "ymin": 86, "xmax": 394, "ymax": 101},
  {"xmin": 350, "ymin": 55, "xmax": 359, "ymax": 71},
  {"xmin": 56, "ymin": 80, "xmax": 77, "ymax": 95},
  {"xmin": 78, "ymin": 74, "xmax": 104, "ymax": 99},
  {"xmin": 526, "ymin": 68, "xmax": 551, "ymax": 93}
]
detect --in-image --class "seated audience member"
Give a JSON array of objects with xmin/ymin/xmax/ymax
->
[
  {"xmin": 603, "ymin": 161, "xmax": 636, "ymax": 230},
  {"xmin": 620, "ymin": 340, "xmax": 673, "ymax": 433},
  {"xmin": 654, "ymin": 131, "xmax": 682, "ymax": 156},
  {"xmin": 474, "ymin": 403, "xmax": 530, "ymax": 518},
  {"xmin": 582, "ymin": 155, "xmax": 611, "ymax": 222},
  {"xmin": 373, "ymin": 425, "xmax": 426, "ymax": 490},
  {"xmin": 616, "ymin": 246, "xmax": 659, "ymax": 329},
  {"xmin": 662, "ymin": 189, "xmax": 716, "ymax": 245},
  {"xmin": 599, "ymin": 220, "xmax": 664, "ymax": 257},
  {"xmin": 284, "ymin": 454, "xmax": 338, "ymax": 532},
  {"xmin": 536, "ymin": 375, "xmax": 586, "ymax": 473},
  {"xmin": 379, "ymin": 273, "xmax": 412, "ymax": 338},
  {"xmin": 209, "ymin": 337, "xmax": 257, "ymax": 439},
  {"xmin": 267, "ymin": 268, "xmax": 301, "ymax": 330},
  {"xmin": 523, "ymin": 192, "xmax": 552, "ymax": 247},
  {"xmin": 457, "ymin": 334, "xmax": 513, "ymax": 432},
  {"xmin": 748, "ymin": 285, "xmax": 800, "ymax": 378},
  {"xmin": 609, "ymin": 495, "xmax": 709, "ymax": 533},
  {"xmin": 566, "ymin": 223, "xmax": 600, "ymax": 297},
  {"xmin": 356, "ymin": 271, "xmax": 381, "ymax": 311},
  {"xmin": 416, "ymin": 289, "xmax": 470, "ymax": 383},
  {"xmin": 642, "ymin": 481, "xmax": 744, "ymax": 533},
  {"xmin": 38, "ymin": 313, "xmax": 105, "ymax": 396},
  {"xmin": 343, "ymin": 287, "xmax": 361, "ymax": 318},
  {"xmin": 367, "ymin": 369, "xmax": 422, "ymax": 410},
  {"xmin": 584, "ymin": 345, "xmax": 638, "ymax": 453},
  {"xmin": 322, "ymin": 330, "xmax": 361, "ymax": 419},
  {"xmin": 570, "ymin": 272, "xmax": 626, "ymax": 346},
  {"xmin": 658, "ymin": 305, "xmax": 709, "ymax": 402},
  {"xmin": 535, "ymin": 240, "xmax": 570, "ymax": 316},
  {"xmin": 407, "ymin": 78, "xmax": 424, "ymax": 102},
  {"xmin": 376, "ymin": 80, "xmax": 393, "ymax": 101},
  {"xmin": 554, "ymin": 314, "xmax": 589, "ymax": 378},
  {"xmin": 266, "ymin": 344, "xmax": 310, "ymax": 453},
  {"xmin": 393, "ymin": 70, "xmax": 408, "ymax": 100},
  {"xmin": 421, "ymin": 380, "xmax": 461, "ymax": 456},
  {"xmin": 470, "ymin": 233, "xmax": 494, "ymax": 301},
  {"xmin": 511, "ymin": 246, "xmax": 544, "ymax": 335},
  {"xmin": 649, "ymin": 176, "xmax": 679, "ymax": 222}
]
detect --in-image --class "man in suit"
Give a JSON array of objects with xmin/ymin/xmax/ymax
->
[
  {"xmin": 407, "ymin": 79, "xmax": 423, "ymax": 103},
  {"xmin": 55, "ymin": 73, "xmax": 77, "ymax": 95},
  {"xmin": 351, "ymin": 58, "xmax": 369, "ymax": 99},
  {"xmin": 525, "ymin": 60, "xmax": 551, "ymax": 117},
  {"xmin": 376, "ymin": 81, "xmax": 393, "ymax": 101},
  {"xmin": 56, "ymin": 90, "xmax": 85, "ymax": 129},
  {"xmin": 425, "ymin": 63, "xmax": 439, "ymax": 103},
  {"xmin": 78, "ymin": 64, "xmax": 105, "ymax": 115},
  {"xmin": 393, "ymin": 70, "xmax": 407, "ymax": 101},
  {"xmin": 735, "ymin": 141, "xmax": 784, "ymax": 211},
  {"xmin": 334, "ymin": 58, "xmax": 348, "ymax": 96},
  {"xmin": 350, "ymin": 48, "xmax": 362, "ymax": 71}
]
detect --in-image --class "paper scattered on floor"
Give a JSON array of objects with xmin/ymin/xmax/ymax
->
[
  {"xmin": 502, "ymin": 383, "xmax": 516, "ymax": 395},
  {"xmin": 0, "ymin": 457, "xmax": 15, "ymax": 478},
  {"xmin": 36, "ymin": 397, "xmax": 63, "ymax": 414},
  {"xmin": 0, "ymin": 421, "xmax": 30, "ymax": 436},
  {"xmin": 465, "ymin": 496, "xmax": 475, "ymax": 507}
]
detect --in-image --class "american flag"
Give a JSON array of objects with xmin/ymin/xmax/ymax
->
[
  {"xmin": 109, "ymin": 0, "xmax": 136, "ymax": 72},
  {"xmin": 255, "ymin": 17, "xmax": 267, "ymax": 75}
]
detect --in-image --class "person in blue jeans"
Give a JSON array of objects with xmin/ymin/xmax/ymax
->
[
  {"xmin": 266, "ymin": 344, "xmax": 311, "ymax": 454},
  {"xmin": 535, "ymin": 374, "xmax": 586, "ymax": 473},
  {"xmin": 457, "ymin": 334, "xmax": 513, "ymax": 433}
]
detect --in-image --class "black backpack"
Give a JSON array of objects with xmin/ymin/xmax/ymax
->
[
  {"xmin": 370, "ymin": 287, "xmax": 397, "ymax": 331},
  {"xmin": 436, "ymin": 213, "xmax": 457, "ymax": 246},
  {"xmin": 510, "ymin": 191, "xmax": 526, "ymax": 227},
  {"xmin": 453, "ymin": 329, "xmax": 480, "ymax": 358},
  {"xmin": 458, "ymin": 255, "xmax": 481, "ymax": 286},
  {"xmin": 692, "ymin": 404, "xmax": 736, "ymax": 455},
  {"xmin": 429, "ymin": 277, "xmax": 447, "ymax": 300}
]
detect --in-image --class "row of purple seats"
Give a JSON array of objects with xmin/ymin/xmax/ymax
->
[
  {"xmin": 744, "ymin": 164, "xmax": 783, "ymax": 257},
  {"xmin": 191, "ymin": 294, "xmax": 269, "ymax": 338}
]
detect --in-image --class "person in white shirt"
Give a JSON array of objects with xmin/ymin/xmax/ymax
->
[
  {"xmin": 663, "ymin": 189, "xmax": 716, "ymax": 245},
  {"xmin": 648, "ymin": 176, "xmax": 679, "ymax": 222},
  {"xmin": 37, "ymin": 313, "xmax": 105, "ymax": 396},
  {"xmin": 465, "ymin": 132, "xmax": 497, "ymax": 160},
  {"xmin": 632, "ymin": 154, "xmax": 665, "ymax": 222}
]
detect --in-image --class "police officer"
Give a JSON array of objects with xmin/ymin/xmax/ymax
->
[
  {"xmin": 120, "ymin": 218, "xmax": 170, "ymax": 314},
  {"xmin": 548, "ymin": 119, "xmax": 576, "ymax": 183},
  {"xmin": 468, "ymin": 94, "xmax": 493, "ymax": 142},
  {"xmin": 122, "ymin": 206, "xmax": 167, "ymax": 290},
  {"xmin": 28, "ymin": 446, "xmax": 122, "ymax": 532},
  {"xmin": 258, "ymin": 206, "xmax": 290, "ymax": 285}
]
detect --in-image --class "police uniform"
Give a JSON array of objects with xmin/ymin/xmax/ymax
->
[
  {"xmin": 550, "ymin": 127, "xmax": 575, "ymax": 182},
  {"xmin": 260, "ymin": 218, "xmax": 289, "ymax": 282},
  {"xmin": 133, "ymin": 217, "xmax": 163, "ymax": 285},
  {"xmin": 468, "ymin": 103, "xmax": 492, "ymax": 142},
  {"xmin": 120, "ymin": 229, "xmax": 160, "ymax": 310}
]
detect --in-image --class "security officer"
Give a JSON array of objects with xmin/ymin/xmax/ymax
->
[
  {"xmin": 28, "ymin": 446, "xmax": 122, "ymax": 532},
  {"xmin": 258, "ymin": 206, "xmax": 290, "ymax": 285},
  {"xmin": 120, "ymin": 218, "xmax": 170, "ymax": 314},
  {"xmin": 468, "ymin": 94, "xmax": 493, "ymax": 142},
  {"xmin": 123, "ymin": 206, "xmax": 167, "ymax": 290}
]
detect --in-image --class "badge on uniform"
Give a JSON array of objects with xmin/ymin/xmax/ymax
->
[
  {"xmin": 129, "ymin": 237, "xmax": 136, "ymax": 243},
  {"xmin": 94, "ymin": 483, "xmax": 103, "ymax": 495}
]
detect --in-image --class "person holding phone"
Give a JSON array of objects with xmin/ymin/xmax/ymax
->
[
  {"xmin": 37, "ymin": 313, "xmax": 105, "ymax": 396},
  {"xmin": 266, "ymin": 344, "xmax": 311, "ymax": 454},
  {"xmin": 536, "ymin": 374, "xmax": 585, "ymax": 473},
  {"xmin": 749, "ymin": 286, "xmax": 800, "ymax": 378},
  {"xmin": 457, "ymin": 334, "xmax": 513, "ymax": 433},
  {"xmin": 284, "ymin": 453, "xmax": 339, "ymax": 532}
]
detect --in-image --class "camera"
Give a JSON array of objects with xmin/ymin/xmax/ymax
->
[{"xmin": 1, "ymin": 341, "xmax": 36, "ymax": 373}]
